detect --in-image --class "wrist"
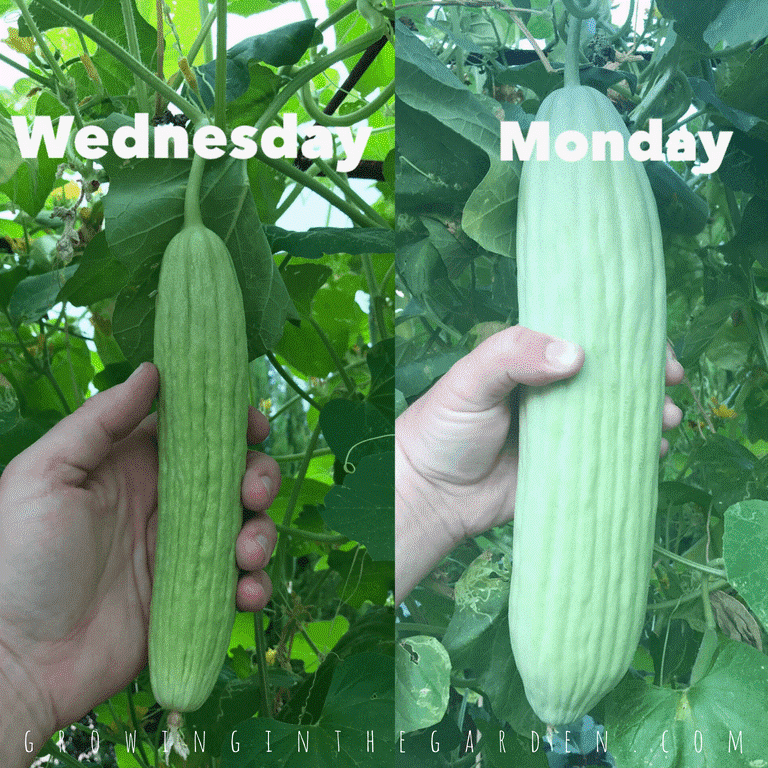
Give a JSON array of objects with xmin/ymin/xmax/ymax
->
[
  {"xmin": 395, "ymin": 429, "xmax": 464, "ymax": 603},
  {"xmin": 0, "ymin": 639, "xmax": 55, "ymax": 768}
]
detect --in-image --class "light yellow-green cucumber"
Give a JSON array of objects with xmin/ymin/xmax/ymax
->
[
  {"xmin": 509, "ymin": 81, "xmax": 667, "ymax": 725},
  {"xmin": 149, "ymin": 153, "xmax": 249, "ymax": 714}
]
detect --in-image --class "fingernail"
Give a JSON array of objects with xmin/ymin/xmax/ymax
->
[
  {"xmin": 256, "ymin": 535, "xmax": 272, "ymax": 563},
  {"xmin": 127, "ymin": 362, "xmax": 146, "ymax": 382},
  {"xmin": 261, "ymin": 476, "xmax": 273, "ymax": 497},
  {"xmin": 545, "ymin": 339, "xmax": 580, "ymax": 370}
]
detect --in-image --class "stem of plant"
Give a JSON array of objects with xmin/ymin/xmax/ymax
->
[
  {"xmin": 0, "ymin": 51, "xmax": 53, "ymax": 86},
  {"xmin": 31, "ymin": 0, "xmax": 205, "ymax": 123},
  {"xmin": 253, "ymin": 610, "xmax": 272, "ymax": 717},
  {"xmin": 125, "ymin": 683, "xmax": 153, "ymax": 768},
  {"xmin": 313, "ymin": 157, "xmax": 390, "ymax": 228},
  {"xmin": 272, "ymin": 447, "xmax": 332, "ymax": 462},
  {"xmin": 275, "ymin": 523, "xmax": 347, "ymax": 543},
  {"xmin": 256, "ymin": 151, "xmax": 384, "ymax": 229},
  {"xmin": 199, "ymin": 0, "xmax": 213, "ymax": 62},
  {"xmin": 563, "ymin": 12, "xmax": 582, "ymax": 88},
  {"xmin": 361, "ymin": 253, "xmax": 389, "ymax": 343},
  {"xmin": 647, "ymin": 578, "xmax": 729, "ymax": 611},
  {"xmin": 119, "ymin": 0, "xmax": 148, "ymax": 108},
  {"xmin": 265, "ymin": 350, "xmax": 322, "ymax": 411},
  {"xmin": 317, "ymin": 0, "xmax": 357, "ymax": 32},
  {"xmin": 307, "ymin": 315, "xmax": 356, "ymax": 393},
  {"xmin": 300, "ymin": 78, "xmax": 394, "ymax": 128},
  {"xmin": 214, "ymin": 0, "xmax": 227, "ymax": 130},
  {"xmin": 653, "ymin": 544, "xmax": 727, "ymax": 578},
  {"xmin": 272, "ymin": 421, "xmax": 323, "ymax": 593},
  {"xmin": 253, "ymin": 27, "xmax": 384, "ymax": 139},
  {"xmin": 13, "ymin": 0, "xmax": 86, "ymax": 129}
]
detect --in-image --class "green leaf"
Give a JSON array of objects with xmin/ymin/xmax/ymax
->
[
  {"xmin": 0, "ymin": 141, "xmax": 58, "ymax": 218},
  {"xmin": 90, "ymin": 0, "xmax": 157, "ymax": 77},
  {"xmin": 8, "ymin": 266, "xmax": 78, "ymax": 324},
  {"xmin": 462, "ymin": 158, "xmax": 518, "ymax": 257},
  {"xmin": 474, "ymin": 714, "xmax": 548, "ymax": 767},
  {"xmin": 327, "ymin": 548, "xmax": 393, "ymax": 608},
  {"xmin": 678, "ymin": 297, "xmax": 743, "ymax": 365},
  {"xmin": 280, "ymin": 263, "xmax": 332, "ymax": 316},
  {"xmin": 605, "ymin": 637, "xmax": 768, "ymax": 766},
  {"xmin": 266, "ymin": 226, "xmax": 395, "ymax": 259},
  {"xmin": 719, "ymin": 43, "xmax": 768, "ymax": 130},
  {"xmin": 290, "ymin": 616, "xmax": 351, "ymax": 673},
  {"xmin": 220, "ymin": 653, "xmax": 394, "ymax": 767},
  {"xmin": 224, "ymin": 62, "xmax": 282, "ymax": 128},
  {"xmin": 321, "ymin": 452, "xmax": 394, "ymax": 561},
  {"xmin": 688, "ymin": 434, "xmax": 762, "ymax": 512},
  {"xmin": 18, "ymin": 0, "xmax": 102, "ymax": 34},
  {"xmin": 366, "ymin": 338, "xmax": 395, "ymax": 421},
  {"xmin": 395, "ymin": 349, "xmax": 465, "ymax": 399},
  {"xmin": 396, "ymin": 636, "xmax": 451, "ymax": 733},
  {"xmin": 723, "ymin": 500, "xmax": 768, "ymax": 632},
  {"xmin": 704, "ymin": 0, "xmax": 768, "ymax": 51},
  {"xmin": 656, "ymin": 0, "xmax": 723, "ymax": 52},
  {"xmin": 56, "ymin": 231, "xmax": 129, "ymax": 307},
  {"xmin": 687, "ymin": 78, "xmax": 763, "ymax": 135},
  {"xmin": 319, "ymin": 399, "xmax": 393, "ymax": 466},
  {"xmin": 440, "ymin": 551, "xmax": 543, "ymax": 736},
  {"xmin": 0, "ymin": 115, "xmax": 22, "ymax": 184},
  {"xmin": 183, "ymin": 664, "xmax": 265, "ymax": 757},
  {"xmin": 395, "ymin": 95, "xmax": 489, "ymax": 218},
  {"xmin": 100, "ymin": 137, "xmax": 292, "ymax": 363},
  {"xmin": 396, "ymin": 22, "xmax": 501, "ymax": 160},
  {"xmin": 276, "ymin": 279, "xmax": 366, "ymax": 377},
  {"xmin": 192, "ymin": 20, "xmax": 319, "ymax": 109}
]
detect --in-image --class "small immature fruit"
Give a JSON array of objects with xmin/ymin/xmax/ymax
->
[
  {"xmin": 149, "ymin": 221, "xmax": 249, "ymax": 713},
  {"xmin": 509, "ymin": 84, "xmax": 667, "ymax": 726}
]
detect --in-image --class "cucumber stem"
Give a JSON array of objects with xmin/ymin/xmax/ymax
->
[
  {"xmin": 183, "ymin": 149, "xmax": 208, "ymax": 228},
  {"xmin": 563, "ymin": 13, "xmax": 582, "ymax": 88}
]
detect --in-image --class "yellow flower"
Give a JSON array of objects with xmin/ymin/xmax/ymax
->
[
  {"xmin": 712, "ymin": 403, "xmax": 737, "ymax": 419},
  {"xmin": 5, "ymin": 28, "xmax": 36, "ymax": 56},
  {"xmin": 265, "ymin": 648, "xmax": 277, "ymax": 665}
]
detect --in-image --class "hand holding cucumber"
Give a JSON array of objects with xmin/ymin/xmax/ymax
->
[
  {"xmin": 0, "ymin": 362, "xmax": 280, "ymax": 764},
  {"xmin": 395, "ymin": 325, "xmax": 683, "ymax": 603}
]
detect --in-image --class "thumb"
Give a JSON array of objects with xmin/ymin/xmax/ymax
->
[
  {"xmin": 19, "ymin": 362, "xmax": 159, "ymax": 482},
  {"xmin": 434, "ymin": 325, "xmax": 584, "ymax": 413}
]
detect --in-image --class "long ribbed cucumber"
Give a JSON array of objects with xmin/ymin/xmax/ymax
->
[
  {"xmin": 149, "ymin": 152, "xmax": 249, "ymax": 715},
  {"xmin": 509, "ymin": 82, "xmax": 667, "ymax": 726}
]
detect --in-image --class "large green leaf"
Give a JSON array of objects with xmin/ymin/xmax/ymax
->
[
  {"xmin": 395, "ymin": 636, "xmax": 451, "ymax": 733},
  {"xmin": 220, "ymin": 653, "xmax": 394, "ymax": 767},
  {"xmin": 321, "ymin": 451, "xmax": 394, "ymax": 561},
  {"xmin": 605, "ymin": 637, "xmax": 768, "ymax": 766},
  {"xmin": 99, "ymin": 128, "xmax": 293, "ymax": 363},
  {"xmin": 723, "ymin": 500, "xmax": 768, "ymax": 633},
  {"xmin": 191, "ymin": 20, "xmax": 320, "ymax": 109}
]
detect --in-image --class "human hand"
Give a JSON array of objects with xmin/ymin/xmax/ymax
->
[
  {"xmin": 0, "ymin": 362, "xmax": 280, "ymax": 757},
  {"xmin": 395, "ymin": 325, "xmax": 684, "ymax": 602}
]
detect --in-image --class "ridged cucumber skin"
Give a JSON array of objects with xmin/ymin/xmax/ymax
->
[
  {"xmin": 509, "ymin": 85, "xmax": 667, "ymax": 726},
  {"xmin": 149, "ymin": 223, "xmax": 249, "ymax": 713}
]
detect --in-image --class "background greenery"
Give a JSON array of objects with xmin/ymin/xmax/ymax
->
[
  {"xmin": 394, "ymin": 1, "xmax": 768, "ymax": 766},
  {"xmin": 0, "ymin": 0, "xmax": 395, "ymax": 764}
]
